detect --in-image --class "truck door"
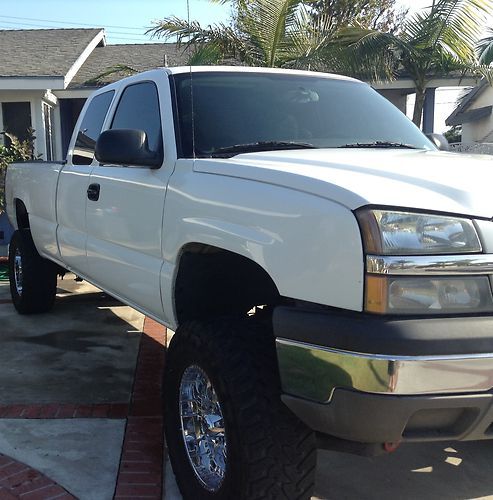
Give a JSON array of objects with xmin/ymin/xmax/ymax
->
[
  {"xmin": 85, "ymin": 78, "xmax": 170, "ymax": 319},
  {"xmin": 56, "ymin": 90, "xmax": 115, "ymax": 276}
]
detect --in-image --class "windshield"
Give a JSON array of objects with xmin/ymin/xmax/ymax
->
[{"xmin": 172, "ymin": 72, "xmax": 434, "ymax": 158}]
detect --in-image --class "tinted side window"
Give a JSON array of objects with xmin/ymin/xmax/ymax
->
[
  {"xmin": 73, "ymin": 91, "xmax": 114, "ymax": 165},
  {"xmin": 111, "ymin": 82, "xmax": 163, "ymax": 161}
]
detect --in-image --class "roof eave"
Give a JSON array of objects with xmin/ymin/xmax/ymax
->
[
  {"xmin": 0, "ymin": 76, "xmax": 66, "ymax": 90},
  {"xmin": 63, "ymin": 29, "xmax": 106, "ymax": 89},
  {"xmin": 445, "ymin": 79, "xmax": 489, "ymax": 125}
]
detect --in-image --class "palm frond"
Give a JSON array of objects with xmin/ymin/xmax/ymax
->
[
  {"xmin": 148, "ymin": 17, "xmax": 255, "ymax": 63},
  {"xmin": 477, "ymin": 29, "xmax": 493, "ymax": 64},
  {"xmin": 187, "ymin": 44, "xmax": 225, "ymax": 65},
  {"xmin": 238, "ymin": 0, "xmax": 303, "ymax": 67},
  {"xmin": 84, "ymin": 64, "xmax": 138, "ymax": 86}
]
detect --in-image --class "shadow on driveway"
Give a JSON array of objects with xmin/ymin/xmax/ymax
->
[{"xmin": 315, "ymin": 440, "xmax": 493, "ymax": 499}]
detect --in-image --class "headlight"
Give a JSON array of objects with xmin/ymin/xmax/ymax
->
[
  {"xmin": 366, "ymin": 275, "xmax": 493, "ymax": 314},
  {"xmin": 356, "ymin": 209, "xmax": 481, "ymax": 255},
  {"xmin": 356, "ymin": 208, "xmax": 492, "ymax": 315}
]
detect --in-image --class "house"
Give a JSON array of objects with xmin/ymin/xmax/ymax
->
[
  {"xmin": 1, "ymin": 27, "xmax": 484, "ymax": 162},
  {"xmin": 0, "ymin": 28, "xmax": 187, "ymax": 161},
  {"xmin": 0, "ymin": 28, "xmax": 189, "ymax": 254},
  {"xmin": 446, "ymin": 80, "xmax": 493, "ymax": 145}
]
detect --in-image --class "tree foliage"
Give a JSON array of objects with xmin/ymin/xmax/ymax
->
[
  {"xmin": 307, "ymin": 0, "xmax": 407, "ymax": 33},
  {"xmin": 344, "ymin": 0, "xmax": 493, "ymax": 126},
  {"xmin": 147, "ymin": 0, "xmax": 397, "ymax": 77},
  {"xmin": 477, "ymin": 28, "xmax": 493, "ymax": 64},
  {"xmin": 0, "ymin": 130, "xmax": 37, "ymax": 212}
]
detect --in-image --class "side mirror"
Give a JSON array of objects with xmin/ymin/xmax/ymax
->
[
  {"xmin": 426, "ymin": 133, "xmax": 450, "ymax": 152},
  {"xmin": 95, "ymin": 129, "xmax": 162, "ymax": 168}
]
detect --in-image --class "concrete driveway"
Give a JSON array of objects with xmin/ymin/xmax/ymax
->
[
  {"xmin": 0, "ymin": 274, "xmax": 166, "ymax": 499},
  {"xmin": 1, "ymin": 273, "xmax": 493, "ymax": 499}
]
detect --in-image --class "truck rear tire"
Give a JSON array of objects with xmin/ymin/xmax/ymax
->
[
  {"xmin": 8, "ymin": 229, "xmax": 57, "ymax": 314},
  {"xmin": 164, "ymin": 316, "xmax": 316, "ymax": 499}
]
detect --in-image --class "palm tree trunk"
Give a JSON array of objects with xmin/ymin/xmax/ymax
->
[{"xmin": 413, "ymin": 87, "xmax": 426, "ymax": 128}]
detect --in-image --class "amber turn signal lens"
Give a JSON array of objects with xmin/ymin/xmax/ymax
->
[{"xmin": 365, "ymin": 275, "xmax": 389, "ymax": 314}]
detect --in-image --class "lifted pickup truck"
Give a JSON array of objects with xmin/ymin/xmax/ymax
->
[{"xmin": 6, "ymin": 66, "xmax": 493, "ymax": 499}]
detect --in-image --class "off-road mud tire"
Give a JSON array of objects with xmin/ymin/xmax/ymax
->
[
  {"xmin": 164, "ymin": 316, "xmax": 317, "ymax": 499},
  {"xmin": 8, "ymin": 229, "xmax": 57, "ymax": 314}
]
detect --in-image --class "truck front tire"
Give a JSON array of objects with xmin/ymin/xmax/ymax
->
[
  {"xmin": 8, "ymin": 230, "xmax": 57, "ymax": 314},
  {"xmin": 164, "ymin": 316, "xmax": 316, "ymax": 499}
]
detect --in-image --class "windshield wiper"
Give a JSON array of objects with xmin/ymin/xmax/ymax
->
[
  {"xmin": 206, "ymin": 141, "xmax": 318, "ymax": 158},
  {"xmin": 338, "ymin": 141, "xmax": 419, "ymax": 149}
]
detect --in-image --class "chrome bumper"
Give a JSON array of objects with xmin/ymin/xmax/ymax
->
[{"xmin": 276, "ymin": 338, "xmax": 493, "ymax": 403}]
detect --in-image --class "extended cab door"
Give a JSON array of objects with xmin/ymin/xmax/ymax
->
[
  {"xmin": 56, "ymin": 90, "xmax": 115, "ymax": 276},
  {"xmin": 85, "ymin": 75, "xmax": 172, "ymax": 319}
]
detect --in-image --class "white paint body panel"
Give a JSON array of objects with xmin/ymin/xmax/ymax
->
[
  {"xmin": 6, "ymin": 161, "xmax": 63, "ymax": 260},
  {"xmin": 56, "ymin": 164, "xmax": 93, "ymax": 274},
  {"xmin": 161, "ymin": 160, "xmax": 365, "ymax": 321},
  {"xmin": 6, "ymin": 67, "xmax": 493, "ymax": 330},
  {"xmin": 195, "ymin": 149, "xmax": 493, "ymax": 218},
  {"xmin": 86, "ymin": 166, "xmax": 167, "ymax": 319}
]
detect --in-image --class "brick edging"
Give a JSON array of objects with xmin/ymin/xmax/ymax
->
[
  {"xmin": 0, "ymin": 403, "xmax": 128, "ymax": 419},
  {"xmin": 0, "ymin": 453, "xmax": 75, "ymax": 499},
  {"xmin": 114, "ymin": 317, "xmax": 167, "ymax": 500}
]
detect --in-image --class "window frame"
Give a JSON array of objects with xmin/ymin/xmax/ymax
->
[
  {"xmin": 106, "ymin": 80, "xmax": 164, "ymax": 168},
  {"xmin": 71, "ymin": 90, "xmax": 115, "ymax": 166}
]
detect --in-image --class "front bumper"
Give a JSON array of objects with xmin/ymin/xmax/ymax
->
[
  {"xmin": 277, "ymin": 339, "xmax": 493, "ymax": 402},
  {"xmin": 282, "ymin": 389, "xmax": 493, "ymax": 444},
  {"xmin": 274, "ymin": 306, "xmax": 493, "ymax": 443}
]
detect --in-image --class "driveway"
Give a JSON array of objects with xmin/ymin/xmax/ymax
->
[
  {"xmin": 1, "ymin": 273, "xmax": 493, "ymax": 499},
  {"xmin": 0, "ymin": 275, "xmax": 166, "ymax": 499}
]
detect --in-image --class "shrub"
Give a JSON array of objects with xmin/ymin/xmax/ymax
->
[{"xmin": 0, "ymin": 129, "xmax": 37, "ymax": 212}]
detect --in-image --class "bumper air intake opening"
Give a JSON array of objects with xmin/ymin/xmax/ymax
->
[{"xmin": 403, "ymin": 407, "xmax": 480, "ymax": 440}]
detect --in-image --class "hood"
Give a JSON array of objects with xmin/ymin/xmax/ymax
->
[{"xmin": 194, "ymin": 149, "xmax": 493, "ymax": 218}]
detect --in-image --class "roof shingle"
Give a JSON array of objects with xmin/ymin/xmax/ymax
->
[
  {"xmin": 0, "ymin": 28, "xmax": 103, "ymax": 78},
  {"xmin": 68, "ymin": 43, "xmax": 189, "ymax": 88}
]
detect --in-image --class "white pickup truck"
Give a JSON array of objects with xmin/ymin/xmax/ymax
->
[{"xmin": 6, "ymin": 66, "xmax": 493, "ymax": 499}]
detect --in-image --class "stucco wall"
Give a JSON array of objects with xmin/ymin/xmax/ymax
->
[
  {"xmin": 377, "ymin": 89, "xmax": 408, "ymax": 114},
  {"xmin": 0, "ymin": 90, "xmax": 62, "ymax": 161}
]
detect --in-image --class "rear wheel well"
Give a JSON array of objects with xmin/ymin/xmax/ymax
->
[
  {"xmin": 174, "ymin": 244, "xmax": 281, "ymax": 324},
  {"xmin": 15, "ymin": 199, "xmax": 29, "ymax": 229}
]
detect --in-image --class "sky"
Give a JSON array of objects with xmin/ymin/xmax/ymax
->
[
  {"xmin": 0, "ymin": 0, "xmax": 437, "ymax": 45},
  {"xmin": 0, "ymin": 0, "xmax": 232, "ymax": 44}
]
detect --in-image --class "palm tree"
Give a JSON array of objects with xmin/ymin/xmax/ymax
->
[
  {"xmin": 148, "ymin": 0, "xmax": 319, "ymax": 68},
  {"xmin": 147, "ymin": 0, "xmax": 391, "ymax": 78},
  {"xmin": 346, "ymin": 0, "xmax": 493, "ymax": 126}
]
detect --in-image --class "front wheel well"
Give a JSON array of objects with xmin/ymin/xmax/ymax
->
[{"xmin": 174, "ymin": 244, "xmax": 281, "ymax": 324}]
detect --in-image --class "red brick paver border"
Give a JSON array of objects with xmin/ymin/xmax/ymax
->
[
  {"xmin": 114, "ymin": 317, "xmax": 167, "ymax": 500},
  {"xmin": 0, "ymin": 453, "xmax": 75, "ymax": 499},
  {"xmin": 0, "ymin": 403, "xmax": 129, "ymax": 419}
]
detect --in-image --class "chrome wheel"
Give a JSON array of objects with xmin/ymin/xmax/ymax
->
[
  {"xmin": 14, "ymin": 249, "xmax": 23, "ymax": 296},
  {"xmin": 179, "ymin": 365, "xmax": 227, "ymax": 492}
]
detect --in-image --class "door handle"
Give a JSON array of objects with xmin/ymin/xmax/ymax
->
[{"xmin": 87, "ymin": 183, "xmax": 100, "ymax": 201}]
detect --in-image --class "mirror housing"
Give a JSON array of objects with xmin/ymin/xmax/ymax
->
[
  {"xmin": 426, "ymin": 133, "xmax": 450, "ymax": 152},
  {"xmin": 95, "ymin": 129, "xmax": 162, "ymax": 168}
]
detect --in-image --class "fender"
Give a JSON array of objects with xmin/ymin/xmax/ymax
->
[{"xmin": 160, "ymin": 160, "xmax": 364, "ymax": 327}]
